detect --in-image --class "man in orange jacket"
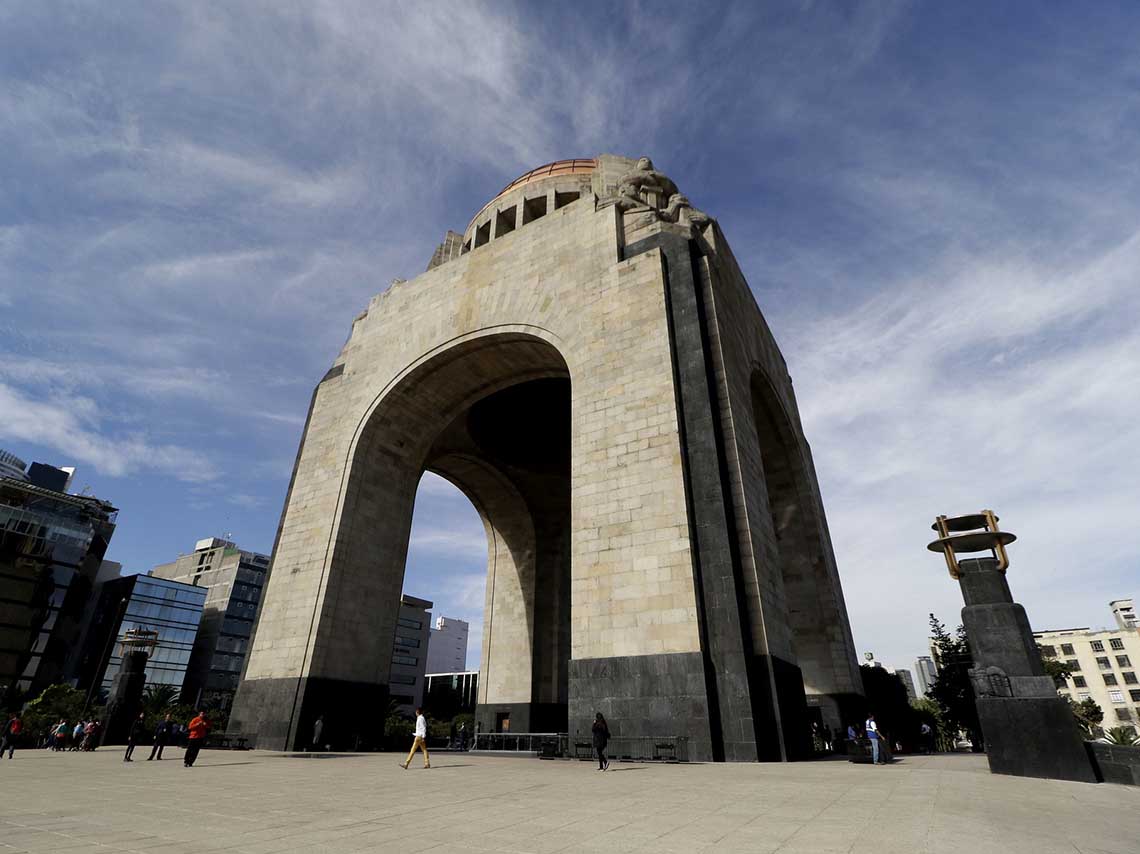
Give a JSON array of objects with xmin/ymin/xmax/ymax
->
[{"xmin": 184, "ymin": 712, "xmax": 209, "ymax": 768}]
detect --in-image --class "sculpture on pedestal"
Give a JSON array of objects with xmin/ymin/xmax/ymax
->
[
  {"xmin": 103, "ymin": 628, "xmax": 157, "ymax": 746},
  {"xmin": 927, "ymin": 511, "xmax": 1097, "ymax": 782}
]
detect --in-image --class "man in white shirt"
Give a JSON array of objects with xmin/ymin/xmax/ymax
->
[
  {"xmin": 400, "ymin": 707, "xmax": 431, "ymax": 770},
  {"xmin": 865, "ymin": 715, "xmax": 884, "ymax": 765}
]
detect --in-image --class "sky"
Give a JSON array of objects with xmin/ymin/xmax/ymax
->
[{"xmin": 2, "ymin": 2, "xmax": 1139, "ymax": 678}]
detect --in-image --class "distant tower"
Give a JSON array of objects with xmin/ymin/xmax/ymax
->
[{"xmin": 1110, "ymin": 598, "xmax": 1137, "ymax": 631}]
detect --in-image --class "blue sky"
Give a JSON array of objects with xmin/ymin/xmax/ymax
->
[{"xmin": 2, "ymin": 2, "xmax": 1139, "ymax": 676}]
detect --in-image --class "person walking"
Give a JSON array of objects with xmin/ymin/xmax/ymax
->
[
  {"xmin": 183, "ymin": 711, "xmax": 209, "ymax": 768},
  {"xmin": 123, "ymin": 712, "xmax": 146, "ymax": 762},
  {"xmin": 865, "ymin": 714, "xmax": 885, "ymax": 765},
  {"xmin": 592, "ymin": 712, "xmax": 610, "ymax": 771},
  {"xmin": 53, "ymin": 719, "xmax": 69, "ymax": 751},
  {"xmin": 148, "ymin": 714, "xmax": 173, "ymax": 760},
  {"xmin": 310, "ymin": 715, "xmax": 324, "ymax": 752},
  {"xmin": 920, "ymin": 721, "xmax": 933, "ymax": 754},
  {"xmin": 1, "ymin": 713, "xmax": 21, "ymax": 759},
  {"xmin": 71, "ymin": 721, "xmax": 85, "ymax": 751},
  {"xmin": 399, "ymin": 707, "xmax": 430, "ymax": 770},
  {"xmin": 459, "ymin": 722, "xmax": 468, "ymax": 751}
]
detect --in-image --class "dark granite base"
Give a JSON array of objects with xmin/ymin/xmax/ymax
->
[
  {"xmin": 753, "ymin": 654, "xmax": 813, "ymax": 760},
  {"xmin": 1088, "ymin": 742, "xmax": 1140, "ymax": 786},
  {"xmin": 568, "ymin": 652, "xmax": 714, "ymax": 761},
  {"xmin": 976, "ymin": 696, "xmax": 1098, "ymax": 783},
  {"xmin": 228, "ymin": 676, "xmax": 389, "ymax": 751},
  {"xmin": 474, "ymin": 702, "xmax": 567, "ymax": 736}
]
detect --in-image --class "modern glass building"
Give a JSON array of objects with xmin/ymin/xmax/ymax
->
[
  {"xmin": 0, "ymin": 462, "xmax": 117, "ymax": 703},
  {"xmin": 76, "ymin": 574, "xmax": 206, "ymax": 699}
]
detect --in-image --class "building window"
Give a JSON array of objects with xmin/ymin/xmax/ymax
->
[
  {"xmin": 397, "ymin": 617, "xmax": 422, "ymax": 630},
  {"xmin": 392, "ymin": 655, "xmax": 418, "ymax": 666},
  {"xmin": 394, "ymin": 635, "xmax": 420, "ymax": 648},
  {"xmin": 1066, "ymin": 659, "xmax": 1080, "ymax": 672},
  {"xmin": 1072, "ymin": 676, "xmax": 1087, "ymax": 688},
  {"xmin": 1110, "ymin": 638, "xmax": 1125, "ymax": 651},
  {"xmin": 1115, "ymin": 708, "xmax": 1133, "ymax": 721},
  {"xmin": 1061, "ymin": 644, "xmax": 1075, "ymax": 656},
  {"xmin": 1131, "ymin": 690, "xmax": 1140, "ymax": 702},
  {"xmin": 1124, "ymin": 672, "xmax": 1138, "ymax": 685},
  {"xmin": 391, "ymin": 674, "xmax": 416, "ymax": 685},
  {"xmin": 1097, "ymin": 657, "xmax": 1111, "ymax": 670},
  {"xmin": 1108, "ymin": 688, "xmax": 1123, "ymax": 701},
  {"xmin": 1104, "ymin": 674, "xmax": 1118, "ymax": 686},
  {"xmin": 1117, "ymin": 655, "xmax": 1132, "ymax": 668},
  {"xmin": 1039, "ymin": 644, "xmax": 1056, "ymax": 657},
  {"xmin": 1078, "ymin": 692, "xmax": 1090, "ymax": 700},
  {"xmin": 1091, "ymin": 641, "xmax": 1105, "ymax": 652}
]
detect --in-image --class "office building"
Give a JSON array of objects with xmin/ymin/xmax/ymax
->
[
  {"xmin": 151, "ymin": 537, "xmax": 269, "ymax": 711},
  {"xmin": 1110, "ymin": 599, "xmax": 1137, "ymax": 631},
  {"xmin": 426, "ymin": 616, "xmax": 469, "ymax": 673},
  {"xmin": 1034, "ymin": 598, "xmax": 1140, "ymax": 735},
  {"xmin": 914, "ymin": 656, "xmax": 938, "ymax": 697},
  {"xmin": 0, "ymin": 450, "xmax": 27, "ymax": 481},
  {"xmin": 0, "ymin": 458, "xmax": 117, "ymax": 702},
  {"xmin": 390, "ymin": 595, "xmax": 432, "ymax": 716},
  {"xmin": 895, "ymin": 668, "xmax": 917, "ymax": 700},
  {"xmin": 73, "ymin": 573, "xmax": 206, "ymax": 698}
]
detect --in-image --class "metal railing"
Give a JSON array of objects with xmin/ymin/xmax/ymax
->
[{"xmin": 471, "ymin": 732, "xmax": 689, "ymax": 763}]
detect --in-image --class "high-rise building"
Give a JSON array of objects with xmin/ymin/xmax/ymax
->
[
  {"xmin": 914, "ymin": 656, "xmax": 937, "ymax": 697},
  {"xmin": 151, "ymin": 537, "xmax": 269, "ymax": 711},
  {"xmin": 426, "ymin": 616, "xmax": 469, "ymax": 673},
  {"xmin": 1110, "ymin": 599, "xmax": 1137, "ymax": 631},
  {"xmin": 390, "ymin": 595, "xmax": 432, "ymax": 716},
  {"xmin": 0, "ymin": 458, "xmax": 117, "ymax": 702},
  {"xmin": 1034, "ymin": 598, "xmax": 1140, "ymax": 736},
  {"xmin": 895, "ymin": 668, "xmax": 917, "ymax": 700},
  {"xmin": 72, "ymin": 573, "xmax": 206, "ymax": 699},
  {"xmin": 0, "ymin": 450, "xmax": 27, "ymax": 481}
]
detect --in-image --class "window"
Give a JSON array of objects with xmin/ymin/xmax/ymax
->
[
  {"xmin": 1124, "ymin": 672, "xmax": 1138, "ymax": 685},
  {"xmin": 1066, "ymin": 659, "xmax": 1080, "ymax": 672},
  {"xmin": 391, "ymin": 674, "xmax": 416, "ymax": 685},
  {"xmin": 1039, "ymin": 644, "xmax": 1056, "ymax": 657},
  {"xmin": 1117, "ymin": 655, "xmax": 1132, "ymax": 668},
  {"xmin": 1115, "ymin": 708, "xmax": 1133, "ymax": 721},
  {"xmin": 1072, "ymin": 676, "xmax": 1087, "ymax": 688},
  {"xmin": 1091, "ymin": 641, "xmax": 1105, "ymax": 652},
  {"xmin": 473, "ymin": 220, "xmax": 491, "ymax": 248},
  {"xmin": 1104, "ymin": 674, "xmax": 1118, "ymax": 686},
  {"xmin": 394, "ymin": 635, "xmax": 420, "ymax": 649},
  {"xmin": 554, "ymin": 189, "xmax": 580, "ymax": 209},
  {"xmin": 1131, "ymin": 690, "xmax": 1140, "ymax": 702},
  {"xmin": 1061, "ymin": 644, "xmax": 1075, "ymax": 656},
  {"xmin": 392, "ymin": 655, "xmax": 417, "ymax": 666},
  {"xmin": 494, "ymin": 206, "xmax": 517, "ymax": 238},
  {"xmin": 1078, "ymin": 692, "xmax": 1090, "ymax": 700},
  {"xmin": 1097, "ymin": 657, "xmax": 1111, "ymax": 670},
  {"xmin": 522, "ymin": 195, "xmax": 547, "ymax": 224},
  {"xmin": 1110, "ymin": 638, "xmax": 1125, "ymax": 651},
  {"xmin": 397, "ymin": 617, "xmax": 422, "ymax": 630}
]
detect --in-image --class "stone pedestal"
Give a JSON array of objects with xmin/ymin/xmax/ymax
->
[
  {"xmin": 957, "ymin": 558, "xmax": 1096, "ymax": 783},
  {"xmin": 103, "ymin": 649, "xmax": 148, "ymax": 745}
]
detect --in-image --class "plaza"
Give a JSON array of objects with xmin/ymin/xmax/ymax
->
[{"xmin": 2, "ymin": 748, "xmax": 1138, "ymax": 854}]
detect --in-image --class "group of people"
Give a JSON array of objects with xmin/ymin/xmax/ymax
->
[
  {"xmin": 49, "ymin": 718, "xmax": 102, "ymax": 752},
  {"xmin": 123, "ymin": 711, "xmax": 211, "ymax": 767}
]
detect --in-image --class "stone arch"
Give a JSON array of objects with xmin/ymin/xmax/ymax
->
[
  {"xmin": 280, "ymin": 330, "xmax": 572, "ymax": 748},
  {"xmin": 749, "ymin": 368, "xmax": 856, "ymax": 732}
]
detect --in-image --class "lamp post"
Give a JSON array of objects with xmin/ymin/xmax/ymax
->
[{"xmin": 927, "ymin": 510, "xmax": 1096, "ymax": 782}]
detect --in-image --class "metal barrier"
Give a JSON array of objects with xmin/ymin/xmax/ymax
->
[{"xmin": 472, "ymin": 732, "xmax": 689, "ymax": 763}]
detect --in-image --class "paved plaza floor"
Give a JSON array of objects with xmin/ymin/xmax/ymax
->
[{"xmin": 1, "ymin": 747, "xmax": 1137, "ymax": 854}]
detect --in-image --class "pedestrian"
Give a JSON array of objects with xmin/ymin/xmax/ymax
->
[
  {"xmin": 148, "ymin": 714, "xmax": 173, "ymax": 760},
  {"xmin": 183, "ymin": 711, "xmax": 209, "ymax": 768},
  {"xmin": 920, "ymin": 721, "xmax": 933, "ymax": 754},
  {"xmin": 1, "ymin": 713, "xmax": 22, "ymax": 759},
  {"xmin": 459, "ymin": 722, "xmax": 468, "ymax": 751},
  {"xmin": 54, "ymin": 719, "xmax": 69, "ymax": 751},
  {"xmin": 310, "ymin": 714, "xmax": 324, "ymax": 752},
  {"xmin": 80, "ymin": 720, "xmax": 95, "ymax": 751},
  {"xmin": 85, "ymin": 720, "xmax": 102, "ymax": 750},
  {"xmin": 123, "ymin": 711, "xmax": 145, "ymax": 762},
  {"xmin": 822, "ymin": 723, "xmax": 834, "ymax": 752},
  {"xmin": 449, "ymin": 721, "xmax": 457, "ymax": 749},
  {"xmin": 592, "ymin": 712, "xmax": 610, "ymax": 771},
  {"xmin": 865, "ymin": 714, "xmax": 885, "ymax": 765},
  {"xmin": 71, "ymin": 720, "xmax": 85, "ymax": 750},
  {"xmin": 399, "ymin": 707, "xmax": 430, "ymax": 770}
]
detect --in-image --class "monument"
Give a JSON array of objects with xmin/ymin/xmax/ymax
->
[
  {"xmin": 102, "ymin": 627, "xmax": 157, "ymax": 745},
  {"xmin": 928, "ymin": 511, "xmax": 1097, "ymax": 781},
  {"xmin": 229, "ymin": 155, "xmax": 863, "ymax": 761}
]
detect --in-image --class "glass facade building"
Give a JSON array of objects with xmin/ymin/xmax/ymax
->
[
  {"xmin": 76, "ymin": 574, "xmax": 206, "ymax": 699},
  {"xmin": 0, "ymin": 471, "xmax": 117, "ymax": 703}
]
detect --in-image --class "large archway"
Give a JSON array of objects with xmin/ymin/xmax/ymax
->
[{"xmin": 263, "ymin": 332, "xmax": 571, "ymax": 749}]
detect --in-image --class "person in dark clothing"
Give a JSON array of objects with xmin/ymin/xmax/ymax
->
[
  {"xmin": 1, "ymin": 714, "xmax": 22, "ymax": 759},
  {"xmin": 123, "ymin": 712, "xmax": 145, "ymax": 762},
  {"xmin": 148, "ymin": 713, "xmax": 173, "ymax": 760},
  {"xmin": 591, "ymin": 712, "xmax": 610, "ymax": 771},
  {"xmin": 310, "ymin": 715, "xmax": 324, "ymax": 752}
]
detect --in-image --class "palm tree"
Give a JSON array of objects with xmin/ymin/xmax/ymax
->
[
  {"xmin": 1100, "ymin": 726, "xmax": 1140, "ymax": 746},
  {"xmin": 142, "ymin": 684, "xmax": 178, "ymax": 715}
]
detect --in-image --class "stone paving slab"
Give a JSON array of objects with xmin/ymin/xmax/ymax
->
[{"xmin": 0, "ymin": 748, "xmax": 1137, "ymax": 853}]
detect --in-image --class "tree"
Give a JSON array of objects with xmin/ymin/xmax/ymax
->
[
  {"xmin": 927, "ymin": 614, "xmax": 982, "ymax": 749},
  {"xmin": 860, "ymin": 665, "xmax": 922, "ymax": 749},
  {"xmin": 910, "ymin": 696, "xmax": 949, "ymax": 751},
  {"xmin": 1100, "ymin": 726, "xmax": 1139, "ymax": 746},
  {"xmin": 1037, "ymin": 647, "xmax": 1072, "ymax": 685},
  {"xmin": 1067, "ymin": 697, "xmax": 1104, "ymax": 737},
  {"xmin": 22, "ymin": 684, "xmax": 87, "ymax": 739}
]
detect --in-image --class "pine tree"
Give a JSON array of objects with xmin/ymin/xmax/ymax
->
[{"xmin": 927, "ymin": 613, "xmax": 983, "ymax": 749}]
